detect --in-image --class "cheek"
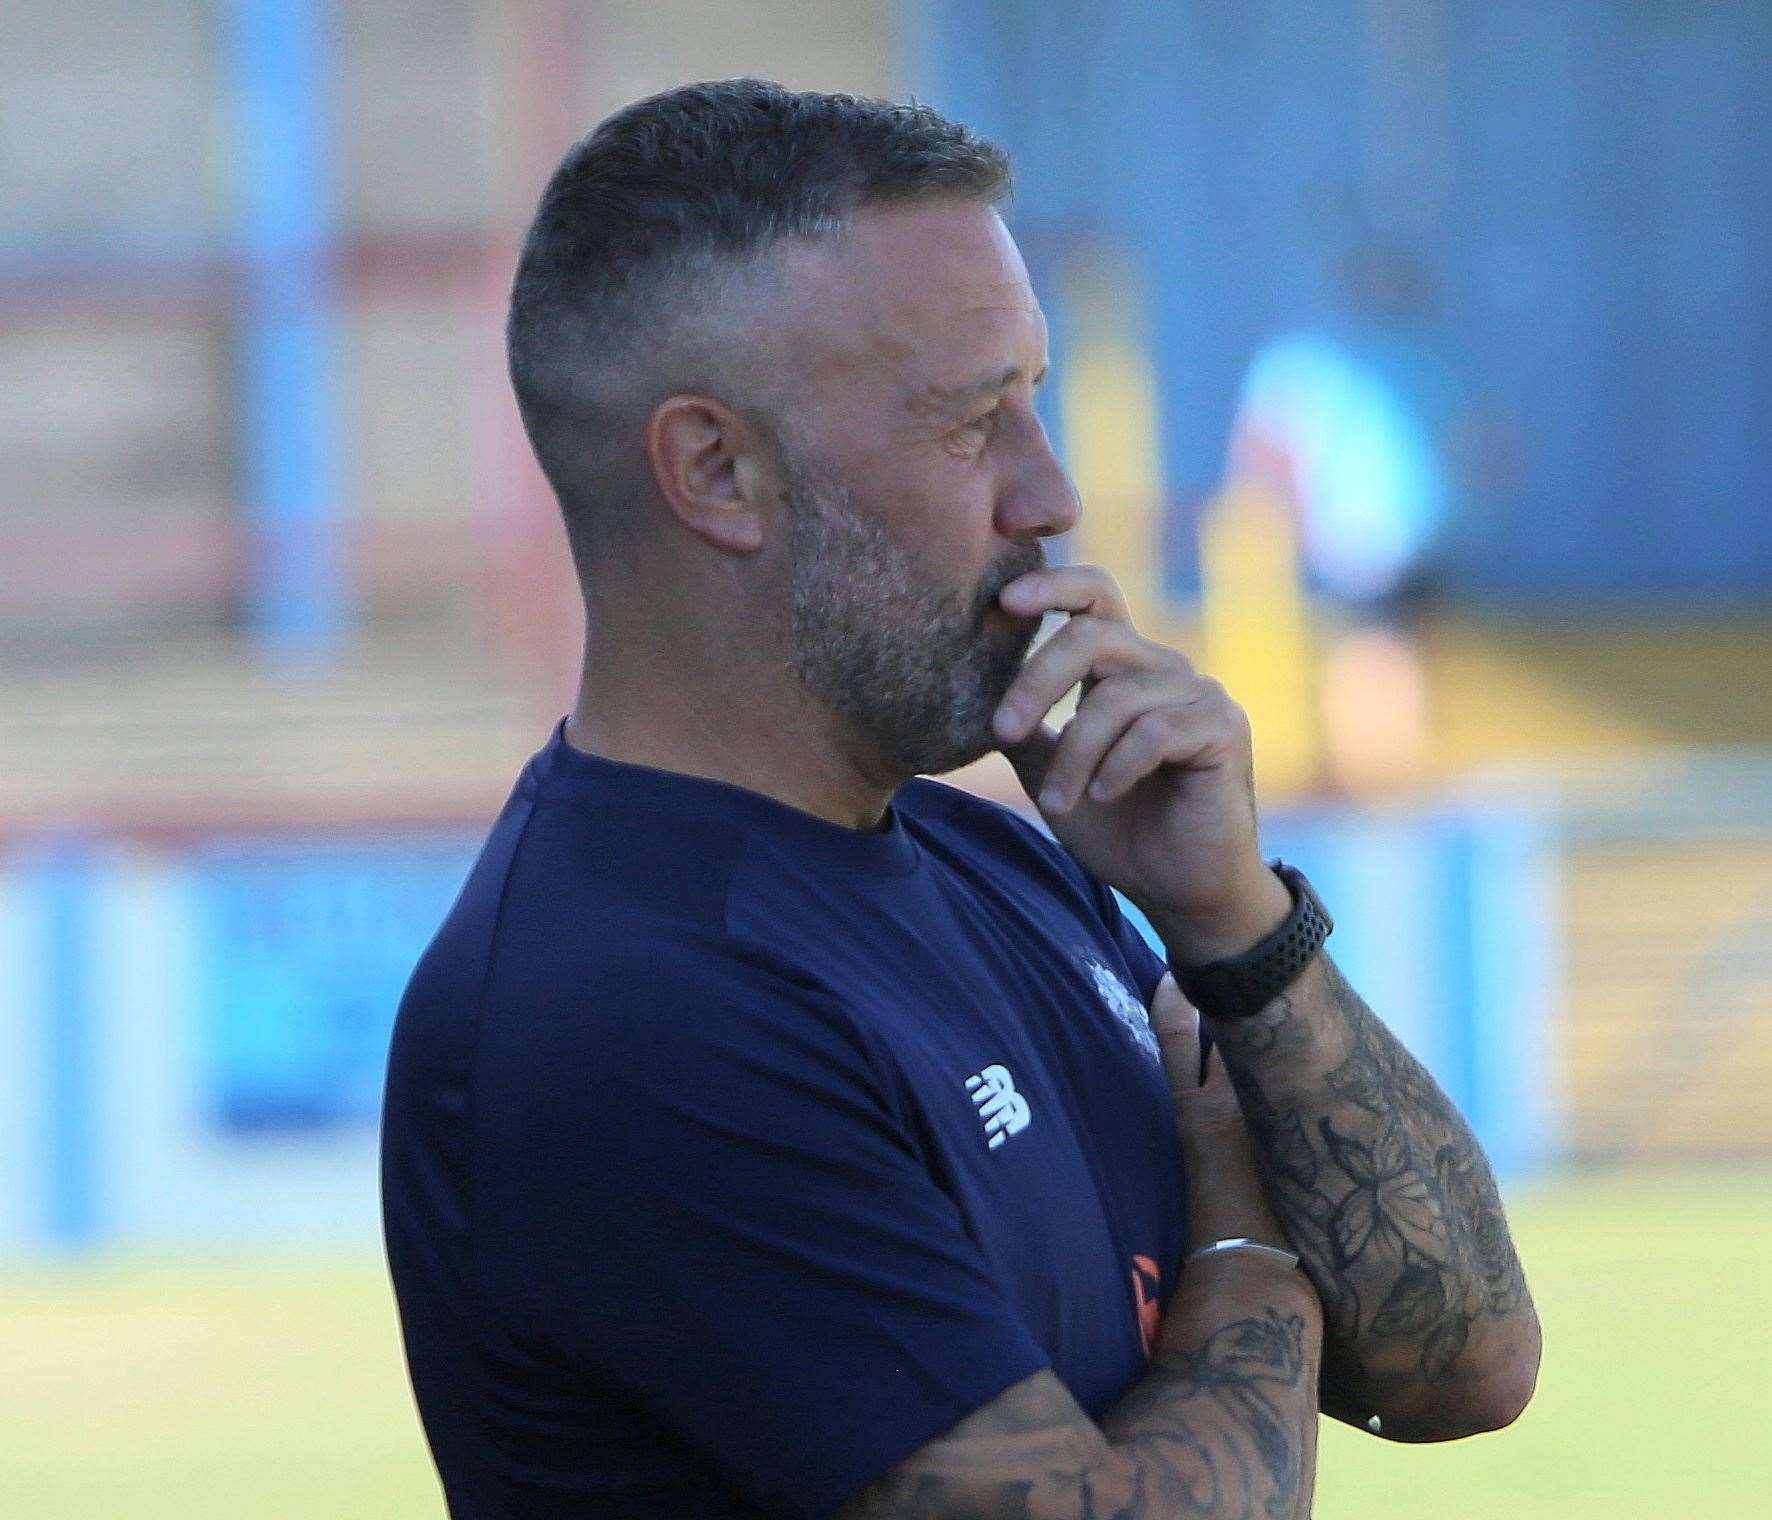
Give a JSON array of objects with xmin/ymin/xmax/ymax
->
[{"xmin": 898, "ymin": 469, "xmax": 999, "ymax": 563}]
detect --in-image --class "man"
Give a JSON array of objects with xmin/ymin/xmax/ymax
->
[{"xmin": 382, "ymin": 80, "xmax": 1540, "ymax": 1519}]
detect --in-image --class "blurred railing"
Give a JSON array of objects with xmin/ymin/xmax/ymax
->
[
  {"xmin": 1549, "ymin": 751, "xmax": 1772, "ymax": 1165},
  {"xmin": 0, "ymin": 782, "xmax": 1558, "ymax": 1254},
  {"xmin": 3, "ymin": 745, "xmax": 1769, "ymax": 1255}
]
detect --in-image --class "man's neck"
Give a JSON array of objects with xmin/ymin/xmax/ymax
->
[{"xmin": 565, "ymin": 645, "xmax": 904, "ymax": 833}]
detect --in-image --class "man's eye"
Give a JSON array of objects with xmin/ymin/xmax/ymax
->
[{"xmin": 960, "ymin": 411, "xmax": 998, "ymax": 440}]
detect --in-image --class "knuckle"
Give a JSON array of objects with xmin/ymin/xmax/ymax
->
[
  {"xmin": 1221, "ymin": 693, "xmax": 1253, "ymax": 737},
  {"xmin": 1152, "ymin": 641, "xmax": 1193, "ymax": 675},
  {"xmin": 1097, "ymin": 670, "xmax": 1153, "ymax": 715},
  {"xmin": 1151, "ymin": 704, "xmax": 1193, "ymax": 740}
]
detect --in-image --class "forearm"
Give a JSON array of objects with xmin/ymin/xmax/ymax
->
[
  {"xmin": 981, "ymin": 554, "xmax": 1538, "ymax": 1440},
  {"xmin": 841, "ymin": 1254, "xmax": 1322, "ymax": 1520},
  {"xmin": 1097, "ymin": 1254, "xmax": 1323, "ymax": 1519},
  {"xmin": 1192, "ymin": 952, "xmax": 1540, "ymax": 1438}
]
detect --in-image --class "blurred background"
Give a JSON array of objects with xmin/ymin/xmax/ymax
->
[{"xmin": 3, "ymin": 1, "xmax": 1768, "ymax": 1515}]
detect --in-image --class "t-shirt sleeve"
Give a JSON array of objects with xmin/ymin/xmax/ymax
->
[{"xmin": 480, "ymin": 941, "xmax": 1051, "ymax": 1518}]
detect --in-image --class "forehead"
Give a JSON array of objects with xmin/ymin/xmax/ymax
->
[{"xmin": 784, "ymin": 200, "xmax": 1047, "ymax": 397}]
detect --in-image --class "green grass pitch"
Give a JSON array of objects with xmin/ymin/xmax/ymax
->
[{"xmin": 3, "ymin": 1164, "xmax": 1766, "ymax": 1517}]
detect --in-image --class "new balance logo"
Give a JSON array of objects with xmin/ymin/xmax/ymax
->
[{"xmin": 965, "ymin": 1065, "xmax": 1031, "ymax": 1150}]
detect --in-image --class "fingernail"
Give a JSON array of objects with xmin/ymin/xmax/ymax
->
[
  {"xmin": 993, "ymin": 702, "xmax": 1022, "ymax": 739},
  {"xmin": 1038, "ymin": 784, "xmax": 1064, "ymax": 813}
]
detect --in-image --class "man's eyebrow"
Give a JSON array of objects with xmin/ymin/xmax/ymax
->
[{"xmin": 912, "ymin": 362, "xmax": 1051, "ymax": 414}]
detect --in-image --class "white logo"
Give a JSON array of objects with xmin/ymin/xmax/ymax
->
[
  {"xmin": 1082, "ymin": 956, "xmax": 1161, "ymax": 1065},
  {"xmin": 966, "ymin": 1065, "xmax": 1031, "ymax": 1150}
]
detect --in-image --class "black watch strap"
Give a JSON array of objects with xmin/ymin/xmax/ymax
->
[{"xmin": 1171, "ymin": 862, "xmax": 1333, "ymax": 1020}]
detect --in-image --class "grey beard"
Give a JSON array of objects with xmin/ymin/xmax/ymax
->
[{"xmin": 781, "ymin": 455, "xmax": 1044, "ymax": 777}]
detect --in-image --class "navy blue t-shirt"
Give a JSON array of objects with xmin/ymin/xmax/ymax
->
[{"xmin": 382, "ymin": 723, "xmax": 1186, "ymax": 1518}]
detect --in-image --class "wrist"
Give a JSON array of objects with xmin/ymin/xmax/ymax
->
[
  {"xmin": 1149, "ymin": 865, "xmax": 1293, "ymax": 967},
  {"xmin": 1165, "ymin": 862, "xmax": 1335, "ymax": 1022}
]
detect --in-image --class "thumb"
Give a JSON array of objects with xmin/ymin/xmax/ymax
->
[
  {"xmin": 1000, "ymin": 721, "xmax": 1061, "ymax": 805},
  {"xmin": 1147, "ymin": 974, "xmax": 1203, "ymax": 1098}
]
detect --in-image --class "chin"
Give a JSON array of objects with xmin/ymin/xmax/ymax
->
[
  {"xmin": 916, "ymin": 743, "xmax": 992, "ymax": 779},
  {"xmin": 902, "ymin": 712, "xmax": 1002, "ymax": 778}
]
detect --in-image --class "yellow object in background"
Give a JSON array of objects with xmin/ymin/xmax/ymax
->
[
  {"xmin": 1060, "ymin": 253, "xmax": 1166, "ymax": 632},
  {"xmin": 1059, "ymin": 249, "xmax": 1319, "ymax": 797},
  {"xmin": 1199, "ymin": 479, "xmax": 1320, "ymax": 796}
]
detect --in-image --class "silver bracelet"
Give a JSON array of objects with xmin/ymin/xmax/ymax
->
[{"xmin": 1184, "ymin": 1237, "xmax": 1301, "ymax": 1270}]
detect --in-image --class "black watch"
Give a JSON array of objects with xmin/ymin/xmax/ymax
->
[{"xmin": 1171, "ymin": 862, "xmax": 1333, "ymax": 1021}]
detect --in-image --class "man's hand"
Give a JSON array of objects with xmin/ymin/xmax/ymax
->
[
  {"xmin": 992, "ymin": 565, "xmax": 1541, "ymax": 1440},
  {"xmin": 990, "ymin": 564, "xmax": 1289, "ymax": 963}
]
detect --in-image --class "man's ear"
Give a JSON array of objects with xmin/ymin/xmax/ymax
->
[{"xmin": 643, "ymin": 394, "xmax": 773, "ymax": 554}]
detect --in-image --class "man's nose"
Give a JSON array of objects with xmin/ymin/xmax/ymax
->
[{"xmin": 996, "ymin": 418, "xmax": 1082, "ymax": 540}]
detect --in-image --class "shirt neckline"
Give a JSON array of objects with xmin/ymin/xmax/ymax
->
[{"xmin": 534, "ymin": 719, "xmax": 923, "ymax": 878}]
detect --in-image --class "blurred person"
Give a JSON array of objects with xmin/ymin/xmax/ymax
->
[
  {"xmin": 1226, "ymin": 245, "xmax": 1481, "ymax": 792},
  {"xmin": 381, "ymin": 81, "xmax": 1540, "ymax": 1519}
]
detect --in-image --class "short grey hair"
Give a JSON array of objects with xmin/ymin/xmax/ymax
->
[{"xmin": 505, "ymin": 78, "xmax": 1012, "ymax": 573}]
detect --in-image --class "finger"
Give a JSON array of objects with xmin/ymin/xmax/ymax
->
[
  {"xmin": 1083, "ymin": 702, "xmax": 1217, "ymax": 805},
  {"xmin": 997, "ymin": 564, "xmax": 1133, "ymax": 624},
  {"xmin": 1147, "ymin": 975, "xmax": 1202, "ymax": 1097},
  {"xmin": 1184, "ymin": 1043, "xmax": 1250, "ymax": 1134},
  {"xmin": 997, "ymin": 721, "xmax": 1060, "ymax": 802},
  {"xmin": 1031, "ymin": 671, "xmax": 1178, "ymax": 813},
  {"xmin": 1090, "ymin": 677, "xmax": 1250, "ymax": 805},
  {"xmin": 993, "ymin": 616, "xmax": 1171, "ymax": 745}
]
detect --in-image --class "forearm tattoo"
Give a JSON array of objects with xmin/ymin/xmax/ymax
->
[
  {"xmin": 843, "ymin": 1310, "xmax": 1316, "ymax": 1520},
  {"xmin": 1214, "ymin": 956, "xmax": 1529, "ymax": 1388},
  {"xmin": 1105, "ymin": 1308, "xmax": 1314, "ymax": 1519}
]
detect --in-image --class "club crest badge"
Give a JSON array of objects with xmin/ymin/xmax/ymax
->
[{"xmin": 1080, "ymin": 955, "xmax": 1160, "ymax": 1065}]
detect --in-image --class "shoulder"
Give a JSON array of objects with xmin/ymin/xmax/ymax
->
[
  {"xmin": 401, "ymin": 796, "xmax": 756, "ymax": 1058},
  {"xmin": 514, "ymin": 778, "xmax": 755, "ymax": 930},
  {"xmin": 483, "ymin": 922, "xmax": 894, "ymax": 1107},
  {"xmin": 466, "ymin": 925, "xmax": 918, "ymax": 1232}
]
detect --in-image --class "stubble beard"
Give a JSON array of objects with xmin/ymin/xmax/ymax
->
[{"xmin": 780, "ymin": 446, "xmax": 1045, "ymax": 778}]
